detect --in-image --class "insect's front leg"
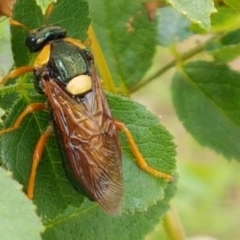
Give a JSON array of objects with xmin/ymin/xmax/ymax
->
[
  {"xmin": 0, "ymin": 66, "xmax": 34, "ymax": 85},
  {"xmin": 0, "ymin": 103, "xmax": 47, "ymax": 135},
  {"xmin": 0, "ymin": 44, "xmax": 51, "ymax": 86},
  {"xmin": 114, "ymin": 120, "xmax": 173, "ymax": 181}
]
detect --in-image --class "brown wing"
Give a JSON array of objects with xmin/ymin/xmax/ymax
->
[{"xmin": 42, "ymin": 67, "xmax": 123, "ymax": 215}]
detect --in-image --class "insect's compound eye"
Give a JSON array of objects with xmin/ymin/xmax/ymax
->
[
  {"xmin": 25, "ymin": 35, "xmax": 38, "ymax": 52},
  {"xmin": 66, "ymin": 75, "xmax": 92, "ymax": 95},
  {"xmin": 26, "ymin": 35, "xmax": 35, "ymax": 45}
]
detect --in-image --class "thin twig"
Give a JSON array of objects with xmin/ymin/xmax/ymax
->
[{"xmin": 130, "ymin": 35, "xmax": 220, "ymax": 93}]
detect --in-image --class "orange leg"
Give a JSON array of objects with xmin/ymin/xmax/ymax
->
[
  {"xmin": 44, "ymin": 3, "xmax": 55, "ymax": 23},
  {"xmin": 0, "ymin": 103, "xmax": 47, "ymax": 135},
  {"xmin": 28, "ymin": 125, "xmax": 53, "ymax": 199},
  {"xmin": 0, "ymin": 66, "xmax": 34, "ymax": 85},
  {"xmin": 0, "ymin": 102, "xmax": 49, "ymax": 198},
  {"xmin": 115, "ymin": 120, "xmax": 173, "ymax": 181},
  {"xmin": 10, "ymin": 19, "xmax": 30, "ymax": 32},
  {"xmin": 1, "ymin": 45, "xmax": 50, "ymax": 85}
]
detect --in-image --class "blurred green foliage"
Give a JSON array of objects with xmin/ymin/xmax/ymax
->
[{"xmin": 134, "ymin": 48, "xmax": 240, "ymax": 239}]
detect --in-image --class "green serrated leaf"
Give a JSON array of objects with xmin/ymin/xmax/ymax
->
[
  {"xmin": 168, "ymin": 0, "xmax": 216, "ymax": 30},
  {"xmin": 42, "ymin": 177, "xmax": 177, "ymax": 240},
  {"xmin": 89, "ymin": 0, "xmax": 157, "ymax": 90},
  {"xmin": 171, "ymin": 61, "xmax": 240, "ymax": 161},
  {"xmin": 47, "ymin": 0, "xmax": 90, "ymax": 40},
  {"xmin": 0, "ymin": 167, "xmax": 44, "ymax": 240}
]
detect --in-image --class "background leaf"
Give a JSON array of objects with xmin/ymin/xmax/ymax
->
[
  {"xmin": 224, "ymin": 0, "xmax": 240, "ymax": 11},
  {"xmin": 0, "ymin": 167, "xmax": 44, "ymax": 240},
  {"xmin": 157, "ymin": 7, "xmax": 192, "ymax": 47},
  {"xmin": 171, "ymin": 61, "xmax": 240, "ymax": 161},
  {"xmin": 205, "ymin": 28, "xmax": 240, "ymax": 63},
  {"xmin": 210, "ymin": 6, "xmax": 240, "ymax": 32}
]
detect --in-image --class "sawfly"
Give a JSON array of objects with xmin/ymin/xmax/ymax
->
[{"xmin": 0, "ymin": 2, "xmax": 172, "ymax": 215}]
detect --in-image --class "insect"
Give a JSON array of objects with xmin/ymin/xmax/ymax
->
[{"xmin": 0, "ymin": 3, "xmax": 172, "ymax": 215}]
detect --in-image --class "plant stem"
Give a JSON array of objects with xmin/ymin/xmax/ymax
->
[
  {"xmin": 163, "ymin": 206, "xmax": 186, "ymax": 240},
  {"xmin": 130, "ymin": 35, "xmax": 219, "ymax": 93}
]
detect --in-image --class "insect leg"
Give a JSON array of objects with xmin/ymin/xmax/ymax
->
[
  {"xmin": 10, "ymin": 19, "xmax": 30, "ymax": 32},
  {"xmin": 0, "ymin": 66, "xmax": 34, "ymax": 85},
  {"xmin": 28, "ymin": 125, "xmax": 53, "ymax": 199},
  {"xmin": 0, "ymin": 103, "xmax": 47, "ymax": 135},
  {"xmin": 114, "ymin": 120, "xmax": 173, "ymax": 181},
  {"xmin": 44, "ymin": 2, "xmax": 54, "ymax": 23},
  {"xmin": 1, "ymin": 44, "xmax": 50, "ymax": 85}
]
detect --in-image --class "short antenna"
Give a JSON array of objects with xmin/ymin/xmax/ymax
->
[
  {"xmin": 44, "ymin": 3, "xmax": 54, "ymax": 24},
  {"xmin": 10, "ymin": 19, "xmax": 30, "ymax": 33}
]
